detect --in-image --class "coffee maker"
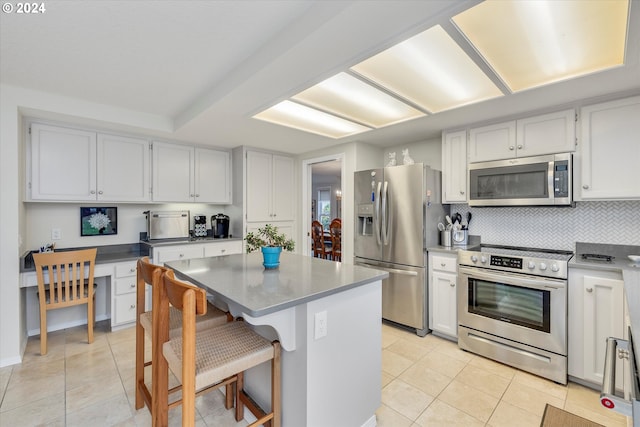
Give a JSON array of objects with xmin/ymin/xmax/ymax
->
[
  {"xmin": 211, "ymin": 214, "xmax": 230, "ymax": 238},
  {"xmin": 193, "ymin": 215, "xmax": 207, "ymax": 237}
]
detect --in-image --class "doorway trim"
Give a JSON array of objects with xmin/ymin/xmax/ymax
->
[{"xmin": 302, "ymin": 153, "xmax": 345, "ymax": 257}]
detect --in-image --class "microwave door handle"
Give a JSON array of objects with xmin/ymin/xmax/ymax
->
[
  {"xmin": 375, "ymin": 182, "xmax": 382, "ymax": 246},
  {"xmin": 601, "ymin": 337, "xmax": 633, "ymax": 416},
  {"xmin": 459, "ymin": 267, "xmax": 565, "ymax": 290},
  {"xmin": 382, "ymin": 181, "xmax": 389, "ymax": 245},
  {"xmin": 548, "ymin": 161, "xmax": 555, "ymax": 198}
]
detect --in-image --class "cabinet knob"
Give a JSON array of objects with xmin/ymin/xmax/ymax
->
[
  {"xmin": 190, "ymin": 194, "xmax": 195, "ymax": 197},
  {"xmin": 509, "ymin": 146, "xmax": 515, "ymax": 151},
  {"xmin": 179, "ymin": 253, "xmax": 184, "ymax": 258},
  {"xmin": 517, "ymin": 145, "xmax": 523, "ymax": 149},
  {"xmin": 130, "ymin": 283, "xmax": 135, "ymax": 288},
  {"xmin": 586, "ymin": 287, "xmax": 593, "ymax": 293},
  {"xmin": 90, "ymin": 190, "xmax": 96, "ymax": 194},
  {"xmin": 130, "ymin": 304, "xmax": 136, "ymax": 309},
  {"xmin": 459, "ymin": 190, "xmax": 465, "ymax": 195},
  {"xmin": 98, "ymin": 190, "xmax": 103, "ymax": 195},
  {"xmin": 130, "ymin": 268, "xmax": 136, "ymax": 273},
  {"xmin": 440, "ymin": 263, "xmax": 446, "ymax": 267},
  {"xmin": 450, "ymin": 283, "xmax": 456, "ymax": 287},
  {"xmin": 583, "ymin": 185, "xmax": 590, "ymax": 190},
  {"xmin": 221, "ymin": 249, "xmax": 226, "ymax": 253},
  {"xmin": 195, "ymin": 194, "xmax": 200, "ymax": 197}
]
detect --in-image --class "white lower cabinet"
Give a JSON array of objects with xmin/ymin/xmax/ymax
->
[
  {"xmin": 428, "ymin": 252, "xmax": 458, "ymax": 338},
  {"xmin": 111, "ymin": 260, "xmax": 139, "ymax": 328},
  {"xmin": 152, "ymin": 240, "xmax": 243, "ymax": 265},
  {"xmin": 568, "ymin": 268, "xmax": 625, "ymax": 389}
]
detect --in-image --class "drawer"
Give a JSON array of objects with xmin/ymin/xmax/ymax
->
[
  {"xmin": 431, "ymin": 255, "xmax": 457, "ymax": 273},
  {"xmin": 115, "ymin": 261, "xmax": 137, "ymax": 278},
  {"xmin": 113, "ymin": 292, "xmax": 137, "ymax": 325},
  {"xmin": 115, "ymin": 277, "xmax": 137, "ymax": 295},
  {"xmin": 203, "ymin": 240, "xmax": 243, "ymax": 257},
  {"xmin": 154, "ymin": 245, "xmax": 204, "ymax": 263}
]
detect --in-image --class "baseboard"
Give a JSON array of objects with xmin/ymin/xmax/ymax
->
[{"xmin": 27, "ymin": 314, "xmax": 110, "ymax": 336}]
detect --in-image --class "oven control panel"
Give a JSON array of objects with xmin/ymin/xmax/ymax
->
[{"xmin": 490, "ymin": 255, "xmax": 522, "ymax": 269}]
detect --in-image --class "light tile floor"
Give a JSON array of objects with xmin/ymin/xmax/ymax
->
[{"xmin": 0, "ymin": 320, "xmax": 629, "ymax": 426}]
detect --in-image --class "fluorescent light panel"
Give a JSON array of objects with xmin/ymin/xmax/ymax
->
[
  {"xmin": 351, "ymin": 25, "xmax": 503, "ymax": 113},
  {"xmin": 452, "ymin": 0, "xmax": 629, "ymax": 92},
  {"xmin": 291, "ymin": 72, "xmax": 425, "ymax": 128},
  {"xmin": 253, "ymin": 100, "xmax": 371, "ymax": 139}
]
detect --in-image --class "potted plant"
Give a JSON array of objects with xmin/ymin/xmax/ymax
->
[{"xmin": 245, "ymin": 224, "xmax": 295, "ymax": 269}]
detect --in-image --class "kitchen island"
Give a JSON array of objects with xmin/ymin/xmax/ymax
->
[{"xmin": 165, "ymin": 252, "xmax": 388, "ymax": 427}]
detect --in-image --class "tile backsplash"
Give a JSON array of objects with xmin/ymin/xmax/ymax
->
[{"xmin": 450, "ymin": 200, "xmax": 640, "ymax": 251}]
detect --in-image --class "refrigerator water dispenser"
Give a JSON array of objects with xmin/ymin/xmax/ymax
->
[{"xmin": 357, "ymin": 204, "xmax": 374, "ymax": 236}]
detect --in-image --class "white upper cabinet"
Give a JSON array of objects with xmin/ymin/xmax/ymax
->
[
  {"xmin": 468, "ymin": 121, "xmax": 516, "ymax": 163},
  {"xmin": 468, "ymin": 109, "xmax": 575, "ymax": 163},
  {"xmin": 29, "ymin": 123, "xmax": 149, "ymax": 202},
  {"xmin": 152, "ymin": 142, "xmax": 231, "ymax": 203},
  {"xmin": 246, "ymin": 151, "xmax": 294, "ymax": 222},
  {"xmin": 97, "ymin": 134, "xmax": 150, "ymax": 201},
  {"xmin": 442, "ymin": 130, "xmax": 468, "ymax": 203},
  {"xmin": 577, "ymin": 96, "xmax": 640, "ymax": 200}
]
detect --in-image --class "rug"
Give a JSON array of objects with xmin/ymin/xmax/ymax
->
[{"xmin": 540, "ymin": 404, "xmax": 604, "ymax": 427}]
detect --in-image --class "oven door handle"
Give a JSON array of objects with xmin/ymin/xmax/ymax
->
[
  {"xmin": 458, "ymin": 266, "xmax": 565, "ymax": 290},
  {"xmin": 600, "ymin": 337, "xmax": 633, "ymax": 416}
]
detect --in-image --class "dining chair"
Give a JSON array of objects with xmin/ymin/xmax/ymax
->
[
  {"xmin": 312, "ymin": 220, "xmax": 331, "ymax": 259},
  {"xmin": 160, "ymin": 270, "xmax": 281, "ymax": 427},
  {"xmin": 33, "ymin": 248, "xmax": 97, "ymax": 355},
  {"xmin": 330, "ymin": 219, "xmax": 342, "ymax": 261},
  {"xmin": 134, "ymin": 257, "xmax": 231, "ymax": 419}
]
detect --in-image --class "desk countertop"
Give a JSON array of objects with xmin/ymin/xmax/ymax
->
[
  {"xmin": 20, "ymin": 243, "xmax": 149, "ymax": 272},
  {"xmin": 165, "ymin": 252, "xmax": 388, "ymax": 318}
]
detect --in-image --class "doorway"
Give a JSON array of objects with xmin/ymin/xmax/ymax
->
[{"xmin": 302, "ymin": 155, "xmax": 344, "ymax": 259}]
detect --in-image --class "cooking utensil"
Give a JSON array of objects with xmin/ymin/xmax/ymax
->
[
  {"xmin": 437, "ymin": 222, "xmax": 445, "ymax": 231},
  {"xmin": 466, "ymin": 212, "xmax": 472, "ymax": 226},
  {"xmin": 455, "ymin": 212, "xmax": 462, "ymax": 224},
  {"xmin": 445, "ymin": 215, "xmax": 453, "ymax": 230}
]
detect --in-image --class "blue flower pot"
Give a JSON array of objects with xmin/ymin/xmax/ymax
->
[{"xmin": 261, "ymin": 246, "xmax": 282, "ymax": 269}]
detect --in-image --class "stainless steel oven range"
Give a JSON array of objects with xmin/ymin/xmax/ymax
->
[{"xmin": 457, "ymin": 245, "xmax": 574, "ymax": 384}]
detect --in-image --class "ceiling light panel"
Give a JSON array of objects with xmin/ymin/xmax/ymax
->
[
  {"xmin": 291, "ymin": 72, "xmax": 425, "ymax": 128},
  {"xmin": 452, "ymin": 0, "xmax": 629, "ymax": 92},
  {"xmin": 253, "ymin": 100, "xmax": 371, "ymax": 139},
  {"xmin": 351, "ymin": 25, "xmax": 503, "ymax": 113}
]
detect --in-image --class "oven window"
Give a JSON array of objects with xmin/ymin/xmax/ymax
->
[{"xmin": 468, "ymin": 278, "xmax": 550, "ymax": 332}]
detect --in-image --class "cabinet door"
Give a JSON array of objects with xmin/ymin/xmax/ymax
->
[
  {"xmin": 113, "ymin": 292, "xmax": 137, "ymax": 326},
  {"xmin": 516, "ymin": 109, "xmax": 575, "ymax": 157},
  {"xmin": 583, "ymin": 275, "xmax": 624, "ymax": 386},
  {"xmin": 97, "ymin": 134, "xmax": 150, "ymax": 202},
  {"xmin": 468, "ymin": 121, "xmax": 516, "ymax": 162},
  {"xmin": 442, "ymin": 130, "xmax": 468, "ymax": 203},
  {"xmin": 246, "ymin": 221, "xmax": 294, "ymax": 246},
  {"xmin": 578, "ymin": 96, "xmax": 640, "ymax": 200},
  {"xmin": 271, "ymin": 155, "xmax": 295, "ymax": 221},
  {"xmin": 246, "ymin": 151, "xmax": 273, "ymax": 221},
  {"xmin": 30, "ymin": 123, "xmax": 97, "ymax": 201},
  {"xmin": 430, "ymin": 271, "xmax": 458, "ymax": 338},
  {"xmin": 152, "ymin": 142, "xmax": 194, "ymax": 202},
  {"xmin": 194, "ymin": 148, "xmax": 231, "ymax": 204}
]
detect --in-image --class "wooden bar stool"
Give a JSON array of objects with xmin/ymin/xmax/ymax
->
[
  {"xmin": 134, "ymin": 257, "xmax": 231, "ymax": 418},
  {"xmin": 160, "ymin": 270, "xmax": 281, "ymax": 427},
  {"xmin": 33, "ymin": 248, "xmax": 97, "ymax": 355}
]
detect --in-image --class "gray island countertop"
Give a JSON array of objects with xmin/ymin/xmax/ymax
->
[{"xmin": 165, "ymin": 252, "xmax": 389, "ymax": 318}]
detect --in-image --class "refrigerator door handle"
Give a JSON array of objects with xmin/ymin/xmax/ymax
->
[
  {"xmin": 375, "ymin": 182, "xmax": 382, "ymax": 245},
  {"xmin": 382, "ymin": 181, "xmax": 389, "ymax": 245}
]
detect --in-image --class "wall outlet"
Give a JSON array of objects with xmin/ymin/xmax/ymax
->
[
  {"xmin": 314, "ymin": 310, "xmax": 327, "ymax": 340},
  {"xmin": 51, "ymin": 228, "xmax": 61, "ymax": 240}
]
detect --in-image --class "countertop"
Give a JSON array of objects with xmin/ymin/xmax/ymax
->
[
  {"xmin": 20, "ymin": 243, "xmax": 149, "ymax": 272},
  {"xmin": 140, "ymin": 236, "xmax": 242, "ymax": 248},
  {"xmin": 569, "ymin": 242, "xmax": 640, "ymax": 272},
  {"xmin": 427, "ymin": 235, "xmax": 481, "ymax": 254},
  {"xmin": 165, "ymin": 252, "xmax": 389, "ymax": 317}
]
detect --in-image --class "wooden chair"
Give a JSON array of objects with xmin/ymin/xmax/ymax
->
[
  {"xmin": 161, "ymin": 270, "xmax": 281, "ymax": 427},
  {"xmin": 312, "ymin": 220, "xmax": 331, "ymax": 259},
  {"xmin": 33, "ymin": 248, "xmax": 97, "ymax": 355},
  {"xmin": 330, "ymin": 219, "xmax": 342, "ymax": 261},
  {"xmin": 134, "ymin": 257, "xmax": 231, "ymax": 420}
]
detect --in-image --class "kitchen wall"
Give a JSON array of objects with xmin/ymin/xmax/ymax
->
[
  {"xmin": 23, "ymin": 203, "xmax": 235, "ymax": 250},
  {"xmin": 450, "ymin": 201, "xmax": 640, "ymax": 251}
]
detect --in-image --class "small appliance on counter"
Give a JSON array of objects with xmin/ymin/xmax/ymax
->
[
  {"xmin": 144, "ymin": 210, "xmax": 190, "ymax": 240},
  {"xmin": 193, "ymin": 215, "xmax": 207, "ymax": 237},
  {"xmin": 211, "ymin": 213, "xmax": 230, "ymax": 238}
]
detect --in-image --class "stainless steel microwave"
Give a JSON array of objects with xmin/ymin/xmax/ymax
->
[{"xmin": 468, "ymin": 153, "xmax": 573, "ymax": 207}]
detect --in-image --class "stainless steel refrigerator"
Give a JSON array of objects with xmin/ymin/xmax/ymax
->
[{"xmin": 354, "ymin": 163, "xmax": 447, "ymax": 336}]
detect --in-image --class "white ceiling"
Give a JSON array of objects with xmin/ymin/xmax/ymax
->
[{"xmin": 2, "ymin": 0, "xmax": 639, "ymax": 155}]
